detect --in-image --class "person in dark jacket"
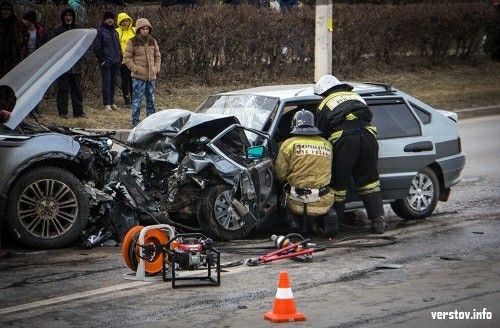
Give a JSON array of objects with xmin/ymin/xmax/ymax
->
[
  {"xmin": 315, "ymin": 75, "xmax": 386, "ymax": 234},
  {"xmin": 53, "ymin": 7, "xmax": 86, "ymax": 118},
  {"xmin": 0, "ymin": 0, "xmax": 29, "ymax": 79},
  {"xmin": 93, "ymin": 11, "xmax": 122, "ymax": 112},
  {"xmin": 22, "ymin": 10, "xmax": 51, "ymax": 115},
  {"xmin": 484, "ymin": 3, "xmax": 500, "ymax": 61},
  {"xmin": 22, "ymin": 11, "xmax": 50, "ymax": 55}
]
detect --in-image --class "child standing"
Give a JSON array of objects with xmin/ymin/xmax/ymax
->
[{"xmin": 123, "ymin": 18, "xmax": 161, "ymax": 127}]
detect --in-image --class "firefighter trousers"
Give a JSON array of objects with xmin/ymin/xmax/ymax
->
[{"xmin": 331, "ymin": 128, "xmax": 385, "ymax": 222}]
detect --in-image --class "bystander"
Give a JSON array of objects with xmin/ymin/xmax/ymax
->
[
  {"xmin": 0, "ymin": 1, "xmax": 29, "ymax": 79},
  {"xmin": 93, "ymin": 11, "xmax": 121, "ymax": 112},
  {"xmin": 53, "ymin": 8, "xmax": 86, "ymax": 119}
]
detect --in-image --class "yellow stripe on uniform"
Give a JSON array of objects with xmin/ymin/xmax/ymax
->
[
  {"xmin": 318, "ymin": 91, "xmax": 367, "ymax": 112},
  {"xmin": 328, "ymin": 130, "xmax": 343, "ymax": 144},
  {"xmin": 358, "ymin": 180, "xmax": 381, "ymax": 195},
  {"xmin": 334, "ymin": 189, "xmax": 347, "ymax": 202}
]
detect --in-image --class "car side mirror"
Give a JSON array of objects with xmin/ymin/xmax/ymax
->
[{"xmin": 246, "ymin": 145, "xmax": 265, "ymax": 160}]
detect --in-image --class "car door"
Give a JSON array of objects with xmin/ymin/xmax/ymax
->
[
  {"xmin": 208, "ymin": 124, "xmax": 277, "ymax": 223},
  {"xmin": 366, "ymin": 97, "xmax": 437, "ymax": 200}
]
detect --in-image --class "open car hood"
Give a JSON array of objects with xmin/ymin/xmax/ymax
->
[
  {"xmin": 127, "ymin": 108, "xmax": 240, "ymax": 146},
  {"xmin": 0, "ymin": 29, "xmax": 97, "ymax": 130}
]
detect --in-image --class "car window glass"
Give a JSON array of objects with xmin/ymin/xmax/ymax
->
[
  {"xmin": 274, "ymin": 102, "xmax": 320, "ymax": 143},
  {"xmin": 370, "ymin": 101, "xmax": 421, "ymax": 139},
  {"xmin": 211, "ymin": 126, "xmax": 264, "ymax": 168},
  {"xmin": 410, "ymin": 103, "xmax": 431, "ymax": 124},
  {"xmin": 195, "ymin": 95, "xmax": 278, "ymax": 131}
]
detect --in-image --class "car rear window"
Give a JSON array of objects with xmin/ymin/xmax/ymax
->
[
  {"xmin": 410, "ymin": 103, "xmax": 431, "ymax": 124},
  {"xmin": 369, "ymin": 100, "xmax": 421, "ymax": 139}
]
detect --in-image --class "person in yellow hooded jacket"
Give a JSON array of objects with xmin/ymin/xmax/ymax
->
[
  {"xmin": 116, "ymin": 12, "xmax": 135, "ymax": 107},
  {"xmin": 275, "ymin": 109, "xmax": 338, "ymax": 238}
]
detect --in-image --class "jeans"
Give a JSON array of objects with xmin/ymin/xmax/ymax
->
[
  {"xmin": 100, "ymin": 62, "xmax": 121, "ymax": 106},
  {"xmin": 131, "ymin": 78, "xmax": 155, "ymax": 126}
]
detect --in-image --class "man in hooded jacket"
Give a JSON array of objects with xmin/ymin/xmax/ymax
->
[{"xmin": 53, "ymin": 8, "xmax": 85, "ymax": 118}]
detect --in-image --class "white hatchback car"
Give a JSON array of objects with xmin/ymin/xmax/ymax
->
[{"xmin": 125, "ymin": 82, "xmax": 466, "ymax": 240}]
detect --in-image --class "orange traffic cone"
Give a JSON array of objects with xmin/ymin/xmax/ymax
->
[{"xmin": 264, "ymin": 271, "xmax": 306, "ymax": 323}]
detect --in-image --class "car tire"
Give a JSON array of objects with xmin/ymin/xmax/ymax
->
[
  {"xmin": 390, "ymin": 167, "xmax": 439, "ymax": 220},
  {"xmin": 197, "ymin": 185, "xmax": 252, "ymax": 241},
  {"xmin": 6, "ymin": 166, "xmax": 89, "ymax": 249}
]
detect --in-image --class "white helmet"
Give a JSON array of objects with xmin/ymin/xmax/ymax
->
[{"xmin": 314, "ymin": 75, "xmax": 342, "ymax": 95}]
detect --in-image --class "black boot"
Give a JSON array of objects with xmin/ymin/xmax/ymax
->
[
  {"xmin": 323, "ymin": 208, "xmax": 339, "ymax": 238},
  {"xmin": 124, "ymin": 95, "xmax": 131, "ymax": 108},
  {"xmin": 371, "ymin": 216, "xmax": 386, "ymax": 234},
  {"xmin": 286, "ymin": 212, "xmax": 301, "ymax": 233}
]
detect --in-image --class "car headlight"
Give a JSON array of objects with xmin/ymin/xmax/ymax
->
[{"xmin": 239, "ymin": 170, "xmax": 256, "ymax": 201}]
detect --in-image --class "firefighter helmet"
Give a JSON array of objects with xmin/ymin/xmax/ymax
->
[
  {"xmin": 290, "ymin": 109, "xmax": 322, "ymax": 135},
  {"xmin": 314, "ymin": 75, "xmax": 352, "ymax": 95}
]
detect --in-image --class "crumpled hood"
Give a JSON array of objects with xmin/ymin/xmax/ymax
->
[
  {"xmin": 0, "ymin": 29, "xmax": 97, "ymax": 130},
  {"xmin": 127, "ymin": 108, "xmax": 240, "ymax": 146}
]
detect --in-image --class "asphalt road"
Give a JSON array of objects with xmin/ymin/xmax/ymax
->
[{"xmin": 0, "ymin": 115, "xmax": 499, "ymax": 328}]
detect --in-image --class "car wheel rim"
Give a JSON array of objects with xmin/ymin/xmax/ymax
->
[
  {"xmin": 17, "ymin": 179, "xmax": 79, "ymax": 239},
  {"xmin": 214, "ymin": 190, "xmax": 242, "ymax": 231},
  {"xmin": 407, "ymin": 173, "xmax": 434, "ymax": 212}
]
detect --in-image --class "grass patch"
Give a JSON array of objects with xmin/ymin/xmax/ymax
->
[{"xmin": 33, "ymin": 58, "xmax": 500, "ymax": 130}]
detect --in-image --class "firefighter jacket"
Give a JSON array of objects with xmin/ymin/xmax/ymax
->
[
  {"xmin": 275, "ymin": 135, "xmax": 335, "ymax": 216},
  {"xmin": 317, "ymin": 89, "xmax": 377, "ymax": 144}
]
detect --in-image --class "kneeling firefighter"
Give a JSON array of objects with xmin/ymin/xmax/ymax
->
[{"xmin": 275, "ymin": 109, "xmax": 338, "ymax": 238}]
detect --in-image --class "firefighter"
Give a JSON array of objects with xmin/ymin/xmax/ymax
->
[
  {"xmin": 275, "ymin": 109, "xmax": 338, "ymax": 238},
  {"xmin": 314, "ymin": 75, "xmax": 386, "ymax": 234}
]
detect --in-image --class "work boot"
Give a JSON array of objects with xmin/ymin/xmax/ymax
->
[
  {"xmin": 104, "ymin": 105, "xmax": 112, "ymax": 112},
  {"xmin": 323, "ymin": 209, "xmax": 339, "ymax": 238},
  {"xmin": 371, "ymin": 216, "xmax": 386, "ymax": 234}
]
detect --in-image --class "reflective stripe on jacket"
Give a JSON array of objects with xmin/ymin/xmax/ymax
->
[{"xmin": 276, "ymin": 135, "xmax": 334, "ymax": 216}]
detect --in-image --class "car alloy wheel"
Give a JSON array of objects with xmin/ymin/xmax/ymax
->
[
  {"xmin": 7, "ymin": 166, "xmax": 89, "ymax": 248},
  {"xmin": 390, "ymin": 167, "xmax": 439, "ymax": 220},
  {"xmin": 197, "ymin": 185, "xmax": 252, "ymax": 240}
]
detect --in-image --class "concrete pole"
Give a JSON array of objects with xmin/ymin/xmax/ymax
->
[{"xmin": 314, "ymin": 0, "xmax": 333, "ymax": 81}]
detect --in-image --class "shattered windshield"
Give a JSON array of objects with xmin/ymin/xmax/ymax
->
[{"xmin": 195, "ymin": 95, "xmax": 279, "ymax": 131}]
